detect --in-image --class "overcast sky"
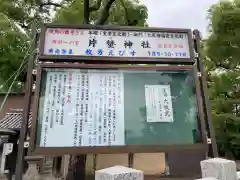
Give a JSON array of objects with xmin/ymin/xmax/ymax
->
[
  {"xmin": 53, "ymin": 0, "xmax": 220, "ymax": 36},
  {"xmin": 140, "ymin": 0, "xmax": 220, "ymax": 37}
]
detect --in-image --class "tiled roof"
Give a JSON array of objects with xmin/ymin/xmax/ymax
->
[{"xmin": 0, "ymin": 111, "xmax": 32, "ymax": 129}]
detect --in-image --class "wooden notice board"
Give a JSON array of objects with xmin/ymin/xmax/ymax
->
[{"xmin": 29, "ymin": 64, "xmax": 206, "ymax": 155}]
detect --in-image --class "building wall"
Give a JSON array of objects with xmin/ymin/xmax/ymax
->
[
  {"xmin": 0, "ymin": 94, "xmax": 24, "ymax": 119},
  {"xmin": 92, "ymin": 153, "xmax": 166, "ymax": 175},
  {"xmin": 60, "ymin": 153, "xmax": 166, "ymax": 176},
  {"xmin": 0, "ymin": 94, "xmax": 34, "ymax": 120},
  {"xmin": 84, "ymin": 152, "xmax": 204, "ymax": 177}
]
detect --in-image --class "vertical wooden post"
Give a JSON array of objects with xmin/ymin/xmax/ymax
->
[
  {"xmin": 93, "ymin": 154, "xmax": 97, "ymax": 173},
  {"xmin": 193, "ymin": 29, "xmax": 218, "ymax": 157},
  {"xmin": 128, "ymin": 153, "xmax": 133, "ymax": 168},
  {"xmin": 15, "ymin": 22, "xmax": 37, "ymax": 180}
]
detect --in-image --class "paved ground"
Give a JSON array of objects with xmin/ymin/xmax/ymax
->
[
  {"xmin": 237, "ymin": 161, "xmax": 240, "ymax": 170},
  {"xmin": 0, "ymin": 174, "xmax": 201, "ymax": 180},
  {"xmin": 0, "ymin": 160, "xmax": 238, "ymax": 180}
]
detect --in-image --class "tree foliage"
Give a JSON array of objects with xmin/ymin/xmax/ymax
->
[
  {"xmin": 0, "ymin": 0, "xmax": 63, "ymax": 92},
  {"xmin": 54, "ymin": 0, "xmax": 148, "ymax": 26},
  {"xmin": 0, "ymin": 10, "xmax": 29, "ymax": 92},
  {"xmin": 205, "ymin": 0, "xmax": 240, "ymax": 159}
]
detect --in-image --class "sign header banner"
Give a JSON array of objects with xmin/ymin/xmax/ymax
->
[{"xmin": 40, "ymin": 25, "xmax": 193, "ymax": 61}]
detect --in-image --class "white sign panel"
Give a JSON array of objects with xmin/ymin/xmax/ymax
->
[
  {"xmin": 39, "ymin": 69, "xmax": 125, "ymax": 147},
  {"xmin": 43, "ymin": 28, "xmax": 191, "ymax": 59},
  {"xmin": 145, "ymin": 85, "xmax": 173, "ymax": 123}
]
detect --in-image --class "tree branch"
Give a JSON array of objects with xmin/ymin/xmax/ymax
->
[
  {"xmin": 84, "ymin": 0, "xmax": 90, "ymax": 24},
  {"xmin": 119, "ymin": 0, "xmax": 138, "ymax": 26},
  {"xmin": 89, "ymin": 0, "xmax": 102, "ymax": 12},
  {"xmin": 40, "ymin": 0, "xmax": 62, "ymax": 8},
  {"xmin": 215, "ymin": 62, "xmax": 231, "ymax": 70},
  {"xmin": 120, "ymin": 0, "xmax": 128, "ymax": 25},
  {"xmin": 95, "ymin": 0, "xmax": 116, "ymax": 25},
  {"xmin": 19, "ymin": 21, "xmax": 28, "ymax": 29},
  {"xmin": 128, "ymin": 20, "xmax": 138, "ymax": 26}
]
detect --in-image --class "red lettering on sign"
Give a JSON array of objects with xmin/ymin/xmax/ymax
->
[
  {"xmin": 48, "ymin": 29, "xmax": 54, "ymax": 34},
  {"xmin": 65, "ymin": 30, "xmax": 69, "ymax": 34},
  {"xmin": 75, "ymin": 30, "xmax": 79, "ymax": 35},
  {"xmin": 55, "ymin": 29, "xmax": 59, "ymax": 34},
  {"xmin": 71, "ymin": 30, "xmax": 75, "ymax": 35}
]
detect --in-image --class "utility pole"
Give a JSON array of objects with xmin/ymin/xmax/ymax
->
[{"xmin": 15, "ymin": 22, "xmax": 37, "ymax": 180}]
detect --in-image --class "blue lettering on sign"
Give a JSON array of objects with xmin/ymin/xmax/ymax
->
[
  {"xmin": 55, "ymin": 49, "xmax": 60, "ymax": 54},
  {"xmin": 85, "ymin": 49, "xmax": 93, "ymax": 56},
  {"xmin": 175, "ymin": 52, "xmax": 187, "ymax": 57},
  {"xmin": 152, "ymin": 51, "xmax": 156, "ymax": 56},
  {"xmin": 68, "ymin": 49, "xmax": 73, "ymax": 55},
  {"xmin": 130, "ymin": 50, "xmax": 136, "ymax": 56},
  {"xmin": 48, "ymin": 48, "xmax": 54, "ymax": 54},
  {"xmin": 118, "ymin": 50, "xmax": 125, "ymax": 56},
  {"xmin": 147, "ymin": 51, "xmax": 188, "ymax": 57},
  {"xmin": 164, "ymin": 52, "xmax": 172, "ymax": 56},
  {"xmin": 97, "ymin": 49, "xmax": 103, "ymax": 56},
  {"xmin": 108, "ymin": 50, "xmax": 114, "ymax": 56},
  {"xmin": 148, "ymin": 51, "xmax": 151, "ymax": 56},
  {"xmin": 61, "ymin": 49, "xmax": 67, "ymax": 55}
]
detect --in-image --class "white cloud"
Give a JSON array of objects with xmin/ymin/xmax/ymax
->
[{"xmin": 140, "ymin": 0, "xmax": 220, "ymax": 36}]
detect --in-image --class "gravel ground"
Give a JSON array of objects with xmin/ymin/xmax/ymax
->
[{"xmin": 0, "ymin": 161, "xmax": 238, "ymax": 180}]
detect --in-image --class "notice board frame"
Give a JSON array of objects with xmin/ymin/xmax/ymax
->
[
  {"xmin": 29, "ymin": 63, "xmax": 207, "ymax": 155},
  {"xmin": 39, "ymin": 24, "xmax": 195, "ymax": 65}
]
